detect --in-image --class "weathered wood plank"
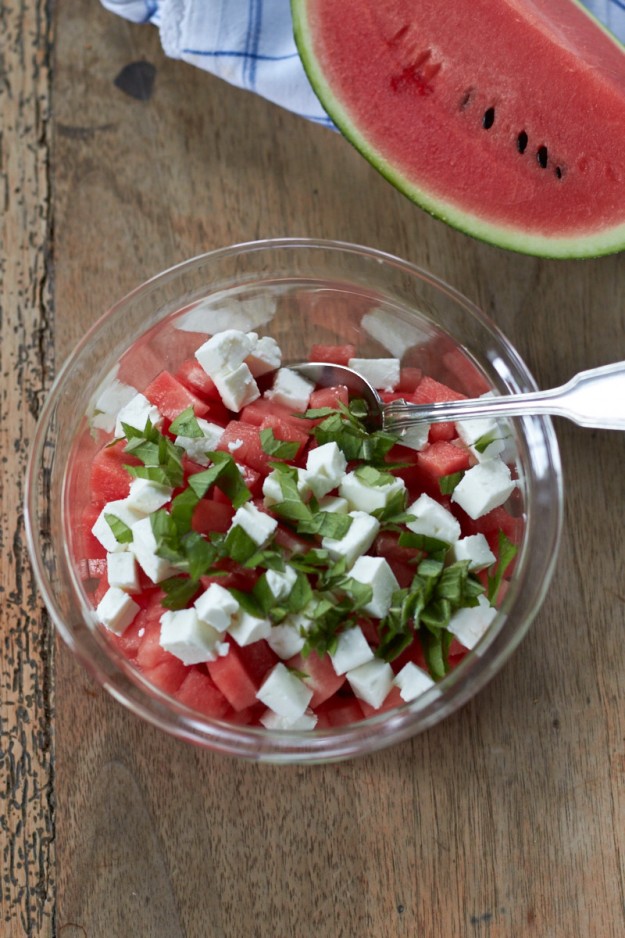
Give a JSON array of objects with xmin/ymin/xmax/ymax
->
[
  {"xmin": 0, "ymin": 1, "xmax": 55, "ymax": 935},
  {"xmin": 51, "ymin": 2, "xmax": 625, "ymax": 937}
]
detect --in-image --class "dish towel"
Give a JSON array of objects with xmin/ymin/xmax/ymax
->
[{"xmin": 101, "ymin": 0, "xmax": 625, "ymax": 127}]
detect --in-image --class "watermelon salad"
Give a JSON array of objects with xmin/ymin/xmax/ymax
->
[{"xmin": 79, "ymin": 327, "xmax": 522, "ymax": 731}]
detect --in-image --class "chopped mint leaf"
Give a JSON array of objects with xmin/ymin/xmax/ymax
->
[
  {"xmin": 354, "ymin": 465, "xmax": 395, "ymax": 487},
  {"xmin": 121, "ymin": 419, "xmax": 184, "ymax": 489},
  {"xmin": 398, "ymin": 531, "xmax": 450, "ymax": 555},
  {"xmin": 439, "ymin": 471, "xmax": 465, "ymax": 495},
  {"xmin": 259, "ymin": 427, "xmax": 300, "ymax": 460},
  {"xmin": 224, "ymin": 525, "xmax": 260, "ymax": 564},
  {"xmin": 487, "ymin": 530, "xmax": 518, "ymax": 603},
  {"xmin": 160, "ymin": 575, "xmax": 200, "ymax": 610},
  {"xmin": 286, "ymin": 572, "xmax": 314, "ymax": 613},
  {"xmin": 104, "ymin": 513, "xmax": 133, "ymax": 545},
  {"xmin": 297, "ymin": 510, "xmax": 352, "ymax": 539},
  {"xmin": 189, "ymin": 452, "xmax": 251, "ymax": 509},
  {"xmin": 230, "ymin": 588, "xmax": 265, "ymax": 618},
  {"xmin": 473, "ymin": 431, "xmax": 499, "ymax": 454},
  {"xmin": 420, "ymin": 628, "xmax": 452, "ymax": 680},
  {"xmin": 169, "ymin": 406, "xmax": 204, "ymax": 439},
  {"xmin": 169, "ymin": 486, "xmax": 200, "ymax": 536},
  {"xmin": 124, "ymin": 464, "xmax": 172, "ymax": 486}
]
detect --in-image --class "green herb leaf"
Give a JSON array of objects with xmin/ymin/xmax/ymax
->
[
  {"xmin": 189, "ymin": 452, "xmax": 252, "ymax": 509},
  {"xmin": 104, "ymin": 513, "xmax": 134, "ymax": 545},
  {"xmin": 224, "ymin": 525, "xmax": 260, "ymax": 564},
  {"xmin": 160, "ymin": 575, "xmax": 200, "ymax": 610},
  {"xmin": 487, "ymin": 530, "xmax": 518, "ymax": 603},
  {"xmin": 169, "ymin": 406, "xmax": 204, "ymax": 439},
  {"xmin": 439, "ymin": 471, "xmax": 465, "ymax": 495},
  {"xmin": 259, "ymin": 427, "xmax": 300, "ymax": 460}
]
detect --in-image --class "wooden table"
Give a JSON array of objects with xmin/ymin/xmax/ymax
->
[{"xmin": 3, "ymin": 2, "xmax": 625, "ymax": 935}]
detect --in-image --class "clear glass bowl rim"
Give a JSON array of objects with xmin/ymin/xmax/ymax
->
[{"xmin": 24, "ymin": 237, "xmax": 564, "ymax": 764}]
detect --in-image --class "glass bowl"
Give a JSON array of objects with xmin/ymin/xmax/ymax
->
[{"xmin": 25, "ymin": 239, "xmax": 563, "ymax": 763}]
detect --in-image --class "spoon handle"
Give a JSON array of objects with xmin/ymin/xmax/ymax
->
[{"xmin": 383, "ymin": 361, "xmax": 625, "ymax": 432}]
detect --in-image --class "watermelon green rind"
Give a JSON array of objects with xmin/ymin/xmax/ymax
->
[{"xmin": 291, "ymin": 0, "xmax": 625, "ymax": 258}]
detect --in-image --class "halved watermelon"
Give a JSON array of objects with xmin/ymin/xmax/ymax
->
[{"xmin": 291, "ymin": 0, "xmax": 625, "ymax": 257}]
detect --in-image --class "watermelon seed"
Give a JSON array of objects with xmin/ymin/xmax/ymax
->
[
  {"xmin": 517, "ymin": 131, "xmax": 528, "ymax": 154},
  {"xmin": 460, "ymin": 88, "xmax": 473, "ymax": 109},
  {"xmin": 555, "ymin": 166, "xmax": 563, "ymax": 179},
  {"xmin": 482, "ymin": 107, "xmax": 495, "ymax": 129},
  {"xmin": 537, "ymin": 145, "xmax": 548, "ymax": 169}
]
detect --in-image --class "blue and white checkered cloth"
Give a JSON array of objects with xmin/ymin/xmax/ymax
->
[{"xmin": 101, "ymin": 0, "xmax": 625, "ymax": 128}]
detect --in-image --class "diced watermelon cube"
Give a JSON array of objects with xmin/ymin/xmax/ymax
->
[
  {"xmin": 175, "ymin": 668, "xmax": 231, "ymax": 718},
  {"xmin": 215, "ymin": 421, "xmax": 271, "ymax": 474},
  {"xmin": 417, "ymin": 440, "xmax": 472, "ymax": 484},
  {"xmin": 144, "ymin": 370, "xmax": 210, "ymax": 421},
  {"xmin": 413, "ymin": 376, "xmax": 466, "ymax": 442},
  {"xmin": 142, "ymin": 658, "xmax": 187, "ymax": 695},
  {"xmin": 308, "ymin": 384, "xmax": 349, "ymax": 411},
  {"xmin": 191, "ymin": 499, "xmax": 234, "ymax": 535},
  {"xmin": 235, "ymin": 640, "xmax": 279, "ymax": 685},
  {"xmin": 441, "ymin": 348, "xmax": 490, "ymax": 397},
  {"xmin": 309, "ymin": 343, "xmax": 356, "ymax": 366},
  {"xmin": 175, "ymin": 357, "xmax": 220, "ymax": 401},
  {"xmin": 259, "ymin": 415, "xmax": 309, "ymax": 460},
  {"xmin": 286, "ymin": 650, "xmax": 346, "ymax": 708},
  {"xmin": 207, "ymin": 643, "xmax": 262, "ymax": 711},
  {"xmin": 397, "ymin": 367, "xmax": 423, "ymax": 392},
  {"xmin": 315, "ymin": 696, "xmax": 364, "ymax": 728},
  {"xmin": 89, "ymin": 439, "xmax": 137, "ymax": 507},
  {"xmin": 240, "ymin": 397, "xmax": 310, "ymax": 432}
]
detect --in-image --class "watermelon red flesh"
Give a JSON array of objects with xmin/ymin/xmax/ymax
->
[{"xmin": 292, "ymin": 0, "xmax": 625, "ymax": 257}]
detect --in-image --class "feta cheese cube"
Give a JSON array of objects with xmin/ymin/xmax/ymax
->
[
  {"xmin": 260, "ymin": 708, "xmax": 318, "ymax": 730},
  {"xmin": 96, "ymin": 586, "xmax": 140, "ymax": 635},
  {"xmin": 399, "ymin": 422, "xmax": 430, "ymax": 452},
  {"xmin": 265, "ymin": 368, "xmax": 315, "ymax": 413},
  {"xmin": 92, "ymin": 499, "xmax": 145, "ymax": 554},
  {"xmin": 265, "ymin": 565, "xmax": 298, "ymax": 602},
  {"xmin": 160, "ymin": 608, "xmax": 222, "ymax": 664},
  {"xmin": 447, "ymin": 594, "xmax": 497, "ymax": 650},
  {"xmin": 317, "ymin": 495, "xmax": 349, "ymax": 514},
  {"xmin": 194, "ymin": 583, "xmax": 239, "ymax": 633},
  {"xmin": 322, "ymin": 510, "xmax": 380, "ymax": 568},
  {"xmin": 349, "ymin": 555, "xmax": 400, "ymax": 619},
  {"xmin": 455, "ymin": 403, "xmax": 507, "ymax": 462},
  {"xmin": 229, "ymin": 501, "xmax": 278, "ymax": 546},
  {"xmin": 266, "ymin": 623, "xmax": 306, "ymax": 659},
  {"xmin": 305, "ymin": 442, "xmax": 347, "ymax": 493},
  {"xmin": 329, "ymin": 625, "xmax": 374, "ymax": 675},
  {"xmin": 405, "ymin": 493, "xmax": 461, "ymax": 545},
  {"xmin": 130, "ymin": 516, "xmax": 178, "ymax": 583},
  {"xmin": 106, "ymin": 551, "xmax": 139, "ymax": 593},
  {"xmin": 451, "ymin": 458, "xmax": 516, "ymax": 520},
  {"xmin": 348, "ymin": 357, "xmax": 400, "ymax": 391},
  {"xmin": 213, "ymin": 362, "xmax": 260, "ymax": 412},
  {"xmin": 177, "ymin": 295, "xmax": 275, "ymax": 334},
  {"xmin": 361, "ymin": 308, "xmax": 430, "ymax": 358},
  {"xmin": 114, "ymin": 392, "xmax": 162, "ymax": 438},
  {"xmin": 90, "ymin": 378, "xmax": 137, "ymax": 433},
  {"xmin": 394, "ymin": 662, "xmax": 437, "ymax": 702},
  {"xmin": 246, "ymin": 334, "xmax": 282, "ymax": 377},
  {"xmin": 194, "ymin": 329, "xmax": 258, "ymax": 378},
  {"xmin": 347, "ymin": 659, "xmax": 394, "ymax": 709},
  {"xmin": 175, "ymin": 417, "xmax": 225, "ymax": 466},
  {"xmin": 256, "ymin": 662, "xmax": 313, "ymax": 720},
  {"xmin": 262, "ymin": 468, "xmax": 310, "ymax": 506},
  {"xmin": 228, "ymin": 609, "xmax": 272, "ymax": 646},
  {"xmin": 451, "ymin": 534, "xmax": 496, "ymax": 572},
  {"xmin": 339, "ymin": 470, "xmax": 405, "ymax": 513},
  {"xmin": 126, "ymin": 478, "xmax": 173, "ymax": 514}
]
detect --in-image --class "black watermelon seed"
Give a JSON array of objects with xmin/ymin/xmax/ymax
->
[
  {"xmin": 517, "ymin": 130, "xmax": 528, "ymax": 154},
  {"xmin": 537, "ymin": 145, "xmax": 548, "ymax": 168},
  {"xmin": 482, "ymin": 106, "xmax": 495, "ymax": 129}
]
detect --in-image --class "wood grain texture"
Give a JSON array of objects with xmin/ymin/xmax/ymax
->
[
  {"xmin": 0, "ymin": 1, "xmax": 55, "ymax": 935},
  {"xmin": 48, "ymin": 3, "xmax": 625, "ymax": 937}
]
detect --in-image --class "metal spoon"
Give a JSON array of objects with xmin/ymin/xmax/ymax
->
[{"xmin": 292, "ymin": 361, "xmax": 625, "ymax": 432}]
